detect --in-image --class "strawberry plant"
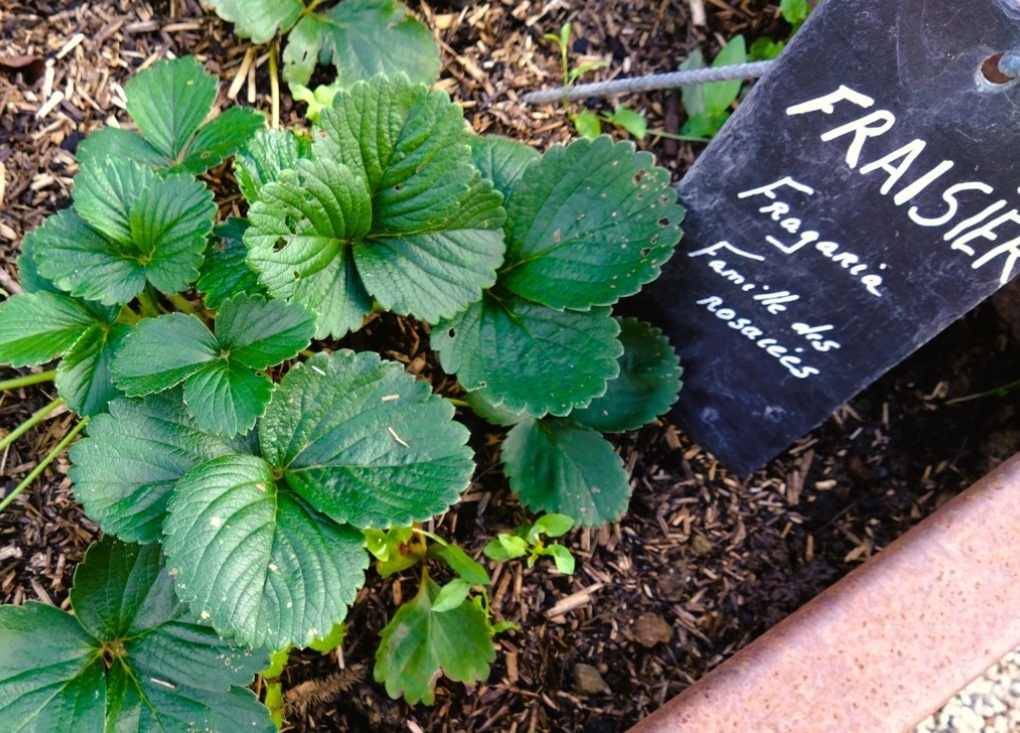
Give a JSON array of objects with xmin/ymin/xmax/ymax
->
[
  {"xmin": 0, "ymin": 537, "xmax": 272, "ymax": 730},
  {"xmin": 0, "ymin": 52, "xmax": 686, "ymax": 723}
]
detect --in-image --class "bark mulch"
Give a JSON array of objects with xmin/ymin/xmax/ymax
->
[{"xmin": 3, "ymin": 1, "xmax": 1020, "ymax": 731}]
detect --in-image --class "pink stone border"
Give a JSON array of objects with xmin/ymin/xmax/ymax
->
[{"xmin": 628, "ymin": 452, "xmax": 1020, "ymax": 733}]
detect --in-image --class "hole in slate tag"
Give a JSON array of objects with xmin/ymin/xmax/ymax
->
[{"xmin": 977, "ymin": 52, "xmax": 1019, "ymax": 91}]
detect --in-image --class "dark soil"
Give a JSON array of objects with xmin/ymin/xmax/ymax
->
[{"xmin": 3, "ymin": 1, "xmax": 1020, "ymax": 731}]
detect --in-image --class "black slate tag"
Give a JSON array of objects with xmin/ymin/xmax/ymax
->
[{"xmin": 637, "ymin": 0, "xmax": 1020, "ymax": 474}]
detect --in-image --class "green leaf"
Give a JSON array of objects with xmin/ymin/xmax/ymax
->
[
  {"xmin": 245, "ymin": 156, "xmax": 375, "ymax": 339},
  {"xmin": 235, "ymin": 128, "xmax": 312, "ymax": 203},
  {"xmin": 432, "ymin": 292, "xmax": 622, "ymax": 417},
  {"xmin": 749, "ymin": 37, "xmax": 785, "ymax": 61},
  {"xmin": 374, "ymin": 577, "xmax": 495, "ymax": 705},
  {"xmin": 114, "ymin": 312, "xmax": 219, "ymax": 396},
  {"xmin": 125, "ymin": 56, "xmax": 217, "ymax": 160},
  {"xmin": 69, "ymin": 391, "xmax": 253, "ymax": 543},
  {"xmin": 569, "ymin": 317, "xmax": 682, "ymax": 433},
  {"xmin": 533, "ymin": 513, "xmax": 574, "ymax": 539},
  {"xmin": 0, "ymin": 537, "xmax": 273, "ymax": 733},
  {"xmin": 72, "ymin": 154, "xmax": 150, "ymax": 245},
  {"xmin": 178, "ymin": 105, "xmax": 266, "ymax": 175},
  {"xmin": 30, "ymin": 209, "xmax": 143, "ymax": 304},
  {"xmin": 469, "ymin": 135, "xmax": 540, "ymax": 198},
  {"xmin": 314, "ymin": 0, "xmax": 440, "ymax": 89},
  {"xmin": 183, "ymin": 359, "xmax": 275, "ymax": 438},
  {"xmin": 16, "ymin": 227, "xmax": 61, "ymax": 295},
  {"xmin": 252, "ymin": 74, "xmax": 505, "ymax": 330},
  {"xmin": 114, "ymin": 296, "xmax": 314, "ymax": 435},
  {"xmin": 604, "ymin": 106, "xmax": 648, "ymax": 140},
  {"xmin": 57, "ymin": 322, "xmax": 131, "ymax": 417},
  {"xmin": 197, "ymin": 218, "xmax": 267, "ymax": 309},
  {"xmin": 483, "ymin": 534, "xmax": 528, "ymax": 561},
  {"xmin": 573, "ymin": 110, "xmax": 601, "ymax": 138},
  {"xmin": 780, "ymin": 0, "xmax": 811, "ymax": 28},
  {"xmin": 501, "ymin": 136, "xmax": 684, "ymax": 310},
  {"xmin": 364, "ymin": 526, "xmax": 413, "ymax": 562},
  {"xmin": 545, "ymin": 544, "xmax": 576, "ymax": 575},
  {"xmin": 431, "ymin": 578, "xmax": 472, "ymax": 613},
  {"xmin": 260, "ymin": 350, "xmax": 475, "ymax": 528},
  {"xmin": 433, "ymin": 544, "xmax": 490, "ymax": 585},
  {"xmin": 35, "ymin": 163, "xmax": 215, "ymax": 304},
  {"xmin": 290, "ymin": 82, "xmax": 341, "ymax": 124},
  {"xmin": 0, "ymin": 292, "xmax": 99, "ymax": 366},
  {"xmin": 281, "ymin": 14, "xmax": 327, "ymax": 88},
  {"xmin": 364, "ymin": 526, "xmax": 423, "ymax": 577},
  {"xmin": 215, "ymin": 291, "xmax": 316, "ymax": 369},
  {"xmin": 163, "ymin": 454, "xmax": 369, "ymax": 650},
  {"xmin": 75, "ymin": 126, "xmax": 169, "ymax": 172},
  {"xmin": 307, "ymin": 621, "xmax": 346, "ymax": 653},
  {"xmin": 0, "ymin": 603, "xmax": 106, "ymax": 731},
  {"xmin": 204, "ymin": 0, "xmax": 304, "ymax": 42},
  {"xmin": 680, "ymin": 111, "xmax": 724, "ymax": 139},
  {"xmin": 464, "ymin": 387, "xmax": 528, "ymax": 427},
  {"xmin": 701, "ymin": 35, "xmax": 746, "ymax": 116},
  {"xmin": 502, "ymin": 418, "xmax": 631, "ymax": 526},
  {"xmin": 679, "ymin": 48, "xmax": 707, "ymax": 118}
]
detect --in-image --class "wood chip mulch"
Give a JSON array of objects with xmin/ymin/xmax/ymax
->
[{"xmin": 4, "ymin": 2, "xmax": 1020, "ymax": 732}]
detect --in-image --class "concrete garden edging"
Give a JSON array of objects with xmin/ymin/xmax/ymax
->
[{"xmin": 627, "ymin": 452, "xmax": 1020, "ymax": 733}]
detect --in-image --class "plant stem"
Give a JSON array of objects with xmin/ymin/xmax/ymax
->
[
  {"xmin": 0, "ymin": 369, "xmax": 57, "ymax": 392},
  {"xmin": 269, "ymin": 42, "xmax": 280, "ymax": 129},
  {"xmin": 0, "ymin": 415, "xmax": 87, "ymax": 514},
  {"xmin": 444, "ymin": 397, "xmax": 470, "ymax": 409},
  {"xmin": 0, "ymin": 397, "xmax": 64, "ymax": 453},
  {"xmin": 414, "ymin": 527, "xmax": 449, "ymax": 547},
  {"xmin": 647, "ymin": 129, "xmax": 711, "ymax": 143},
  {"xmin": 169, "ymin": 293, "xmax": 200, "ymax": 317},
  {"xmin": 137, "ymin": 287, "xmax": 160, "ymax": 319},
  {"xmin": 117, "ymin": 304, "xmax": 142, "ymax": 326}
]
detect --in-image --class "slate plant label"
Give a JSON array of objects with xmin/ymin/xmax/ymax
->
[{"xmin": 638, "ymin": 0, "xmax": 1020, "ymax": 474}]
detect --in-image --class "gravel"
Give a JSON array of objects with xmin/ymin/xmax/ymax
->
[{"xmin": 915, "ymin": 648, "xmax": 1020, "ymax": 733}]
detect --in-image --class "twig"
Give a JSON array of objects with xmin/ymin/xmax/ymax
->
[
  {"xmin": 521, "ymin": 60, "xmax": 775, "ymax": 104},
  {"xmin": 0, "ymin": 267, "xmax": 23, "ymax": 296}
]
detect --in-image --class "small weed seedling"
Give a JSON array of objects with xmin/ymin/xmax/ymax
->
[
  {"xmin": 679, "ymin": 34, "xmax": 748, "ymax": 139},
  {"xmin": 484, "ymin": 514, "xmax": 577, "ymax": 575},
  {"xmin": 750, "ymin": 0, "xmax": 814, "ymax": 60},
  {"xmin": 0, "ymin": 53, "xmax": 685, "ymax": 726},
  {"xmin": 543, "ymin": 23, "xmax": 649, "ymax": 140}
]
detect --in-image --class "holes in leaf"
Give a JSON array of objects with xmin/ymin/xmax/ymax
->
[
  {"xmin": 273, "ymin": 238, "xmax": 287, "ymax": 252},
  {"xmin": 447, "ymin": 327, "xmax": 456, "ymax": 338},
  {"xmin": 393, "ymin": 184, "xmax": 403, "ymax": 192},
  {"xmin": 633, "ymin": 169, "xmax": 648, "ymax": 185},
  {"xmin": 659, "ymin": 195, "xmax": 670, "ymax": 205},
  {"xmin": 293, "ymin": 271, "xmax": 302, "ymax": 280},
  {"xmin": 285, "ymin": 216, "xmax": 298, "ymax": 233},
  {"xmin": 658, "ymin": 217, "xmax": 670, "ymax": 226},
  {"xmin": 641, "ymin": 247, "xmax": 651, "ymax": 255}
]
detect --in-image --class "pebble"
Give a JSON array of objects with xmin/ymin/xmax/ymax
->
[
  {"xmin": 913, "ymin": 648, "xmax": 1020, "ymax": 733},
  {"xmin": 573, "ymin": 663, "xmax": 611, "ymax": 696},
  {"xmin": 633, "ymin": 612, "xmax": 673, "ymax": 648}
]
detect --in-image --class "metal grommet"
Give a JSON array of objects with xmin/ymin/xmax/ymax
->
[{"xmin": 976, "ymin": 50, "xmax": 1020, "ymax": 92}]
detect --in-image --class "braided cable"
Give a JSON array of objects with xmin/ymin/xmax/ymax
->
[{"xmin": 520, "ymin": 60, "xmax": 777, "ymax": 105}]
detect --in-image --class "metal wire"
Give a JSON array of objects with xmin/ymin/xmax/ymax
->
[{"xmin": 520, "ymin": 60, "xmax": 777, "ymax": 105}]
